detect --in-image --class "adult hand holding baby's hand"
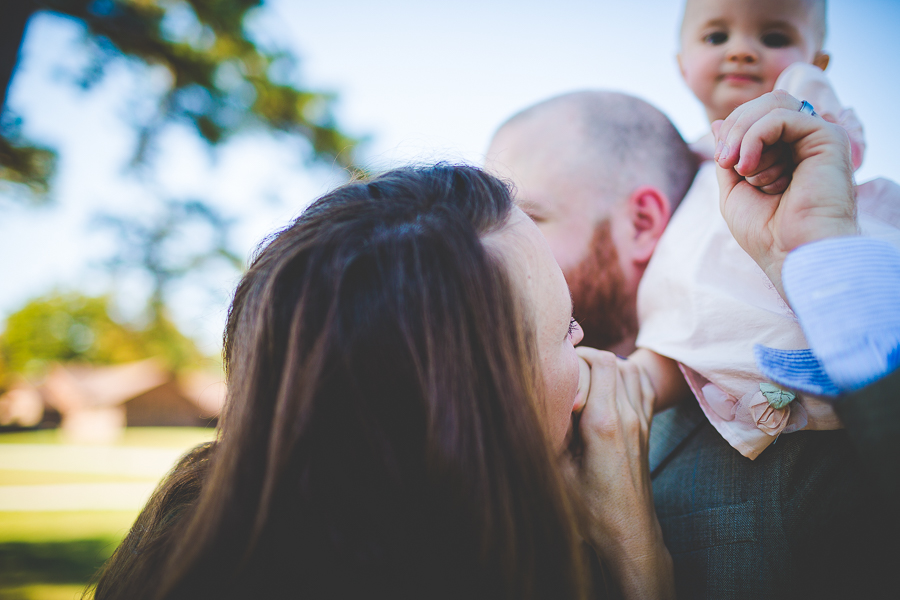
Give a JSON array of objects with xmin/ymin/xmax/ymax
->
[
  {"xmin": 712, "ymin": 90, "xmax": 858, "ymax": 298},
  {"xmin": 570, "ymin": 347, "xmax": 673, "ymax": 600}
]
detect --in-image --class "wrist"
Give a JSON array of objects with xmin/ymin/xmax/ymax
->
[
  {"xmin": 766, "ymin": 218, "xmax": 858, "ymax": 302},
  {"xmin": 589, "ymin": 519, "xmax": 674, "ymax": 600},
  {"xmin": 602, "ymin": 532, "xmax": 675, "ymax": 600},
  {"xmin": 762, "ymin": 259, "xmax": 786, "ymax": 301}
]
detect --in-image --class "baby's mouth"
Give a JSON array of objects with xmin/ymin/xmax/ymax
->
[{"xmin": 720, "ymin": 73, "xmax": 761, "ymax": 84}]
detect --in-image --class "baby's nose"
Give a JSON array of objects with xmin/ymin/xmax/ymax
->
[{"xmin": 726, "ymin": 37, "xmax": 758, "ymax": 63}]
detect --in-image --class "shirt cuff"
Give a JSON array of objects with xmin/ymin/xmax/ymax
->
[
  {"xmin": 780, "ymin": 237, "xmax": 900, "ymax": 392},
  {"xmin": 754, "ymin": 346, "xmax": 841, "ymax": 396}
]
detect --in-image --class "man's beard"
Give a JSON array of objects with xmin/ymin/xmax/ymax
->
[{"xmin": 564, "ymin": 220, "xmax": 638, "ymax": 353}]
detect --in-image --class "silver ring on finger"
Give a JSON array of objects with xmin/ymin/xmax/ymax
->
[{"xmin": 798, "ymin": 100, "xmax": 818, "ymax": 117}]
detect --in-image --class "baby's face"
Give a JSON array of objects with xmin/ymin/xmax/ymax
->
[{"xmin": 678, "ymin": 0, "xmax": 825, "ymax": 122}]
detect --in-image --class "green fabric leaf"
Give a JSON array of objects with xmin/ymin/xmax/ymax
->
[{"xmin": 760, "ymin": 382, "xmax": 796, "ymax": 409}]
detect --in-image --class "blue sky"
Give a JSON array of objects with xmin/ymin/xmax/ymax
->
[{"xmin": 2, "ymin": 0, "xmax": 898, "ymax": 350}]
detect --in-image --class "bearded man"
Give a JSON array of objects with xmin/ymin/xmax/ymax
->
[{"xmin": 485, "ymin": 91, "xmax": 697, "ymax": 355}]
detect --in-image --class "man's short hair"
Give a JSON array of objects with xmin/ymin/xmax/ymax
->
[{"xmin": 499, "ymin": 91, "xmax": 699, "ymax": 214}]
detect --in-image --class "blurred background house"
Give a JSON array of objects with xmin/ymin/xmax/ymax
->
[
  {"xmin": 0, "ymin": 291, "xmax": 225, "ymax": 443},
  {"xmin": 1, "ymin": 359, "xmax": 224, "ymax": 443}
]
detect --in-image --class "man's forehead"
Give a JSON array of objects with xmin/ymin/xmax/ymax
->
[
  {"xmin": 488, "ymin": 109, "xmax": 586, "ymax": 166},
  {"xmin": 512, "ymin": 160, "xmax": 611, "ymax": 221},
  {"xmin": 486, "ymin": 114, "xmax": 614, "ymax": 220}
]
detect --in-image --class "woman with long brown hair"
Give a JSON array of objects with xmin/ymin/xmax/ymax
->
[{"xmin": 93, "ymin": 164, "xmax": 672, "ymax": 600}]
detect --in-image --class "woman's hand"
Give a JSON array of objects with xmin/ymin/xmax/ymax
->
[
  {"xmin": 713, "ymin": 90, "xmax": 858, "ymax": 298},
  {"xmin": 571, "ymin": 347, "xmax": 674, "ymax": 600}
]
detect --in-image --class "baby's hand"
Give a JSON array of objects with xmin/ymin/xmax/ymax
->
[
  {"xmin": 713, "ymin": 91, "xmax": 857, "ymax": 298},
  {"xmin": 626, "ymin": 348, "xmax": 691, "ymax": 414},
  {"xmin": 740, "ymin": 141, "xmax": 792, "ymax": 195}
]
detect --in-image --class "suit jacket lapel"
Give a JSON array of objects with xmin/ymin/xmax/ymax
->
[{"xmin": 650, "ymin": 399, "xmax": 707, "ymax": 475}]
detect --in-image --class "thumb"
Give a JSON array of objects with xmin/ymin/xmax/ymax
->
[
  {"xmin": 715, "ymin": 162, "xmax": 743, "ymax": 218},
  {"xmin": 712, "ymin": 119, "xmax": 742, "ymax": 216}
]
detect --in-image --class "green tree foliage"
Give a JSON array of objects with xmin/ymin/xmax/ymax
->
[
  {"xmin": 0, "ymin": 292, "xmax": 204, "ymax": 387},
  {"xmin": 0, "ymin": 133, "xmax": 56, "ymax": 199},
  {"xmin": 0, "ymin": 0, "xmax": 360, "ymax": 202}
]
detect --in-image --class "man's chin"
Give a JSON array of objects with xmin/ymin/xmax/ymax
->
[
  {"xmin": 565, "ymin": 220, "xmax": 638, "ymax": 354},
  {"xmin": 592, "ymin": 335, "xmax": 637, "ymax": 357}
]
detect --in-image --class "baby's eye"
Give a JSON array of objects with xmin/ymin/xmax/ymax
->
[
  {"xmin": 761, "ymin": 32, "xmax": 792, "ymax": 48},
  {"xmin": 704, "ymin": 31, "xmax": 728, "ymax": 45}
]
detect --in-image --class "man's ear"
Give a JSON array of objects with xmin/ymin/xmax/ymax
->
[
  {"xmin": 627, "ymin": 186, "xmax": 671, "ymax": 264},
  {"xmin": 813, "ymin": 52, "xmax": 830, "ymax": 71}
]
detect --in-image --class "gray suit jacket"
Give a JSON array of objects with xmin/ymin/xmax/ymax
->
[
  {"xmin": 834, "ymin": 366, "xmax": 900, "ymax": 503},
  {"xmin": 650, "ymin": 375, "xmax": 899, "ymax": 600}
]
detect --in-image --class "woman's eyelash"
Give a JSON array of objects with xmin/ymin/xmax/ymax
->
[{"xmin": 567, "ymin": 317, "xmax": 579, "ymax": 339}]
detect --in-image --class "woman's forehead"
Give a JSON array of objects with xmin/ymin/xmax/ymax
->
[{"xmin": 487, "ymin": 208, "xmax": 572, "ymax": 326}]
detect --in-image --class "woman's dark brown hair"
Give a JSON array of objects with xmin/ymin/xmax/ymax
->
[{"xmin": 94, "ymin": 165, "xmax": 591, "ymax": 599}]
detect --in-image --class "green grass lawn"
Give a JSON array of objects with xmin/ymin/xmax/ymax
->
[
  {"xmin": 0, "ymin": 511, "xmax": 140, "ymax": 600},
  {"xmin": 0, "ymin": 512, "xmax": 135, "ymax": 600},
  {"xmin": 0, "ymin": 427, "xmax": 216, "ymax": 448},
  {"xmin": 0, "ymin": 428, "xmax": 216, "ymax": 600}
]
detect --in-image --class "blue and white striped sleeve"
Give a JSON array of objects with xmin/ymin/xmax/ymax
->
[{"xmin": 755, "ymin": 237, "xmax": 900, "ymax": 396}]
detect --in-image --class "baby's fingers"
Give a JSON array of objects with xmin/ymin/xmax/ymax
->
[
  {"xmin": 743, "ymin": 143, "xmax": 790, "ymax": 187},
  {"xmin": 716, "ymin": 91, "xmax": 804, "ymax": 169},
  {"xmin": 744, "ymin": 160, "xmax": 784, "ymax": 183},
  {"xmin": 757, "ymin": 175, "xmax": 792, "ymax": 195},
  {"xmin": 744, "ymin": 157, "xmax": 792, "ymax": 194}
]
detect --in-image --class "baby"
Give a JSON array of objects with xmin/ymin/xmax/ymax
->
[{"xmin": 631, "ymin": 0, "xmax": 900, "ymax": 459}]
